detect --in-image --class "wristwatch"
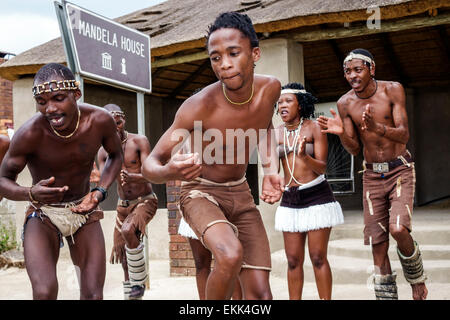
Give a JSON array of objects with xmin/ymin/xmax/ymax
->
[{"xmin": 91, "ymin": 186, "xmax": 108, "ymax": 202}]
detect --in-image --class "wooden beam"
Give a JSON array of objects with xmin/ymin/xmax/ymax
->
[
  {"xmin": 292, "ymin": 12, "xmax": 450, "ymax": 42},
  {"xmin": 170, "ymin": 60, "xmax": 210, "ymax": 97},
  {"xmin": 379, "ymin": 33, "xmax": 409, "ymax": 84},
  {"xmin": 437, "ymin": 25, "xmax": 450, "ymax": 66},
  {"xmin": 151, "ymin": 67, "xmax": 164, "ymax": 81},
  {"xmin": 152, "ymin": 51, "xmax": 209, "ymax": 68},
  {"xmin": 328, "ymin": 40, "xmax": 345, "ymax": 64},
  {"xmin": 327, "ymin": 38, "xmax": 349, "ymax": 88},
  {"xmin": 304, "ymin": 75, "xmax": 317, "ymax": 97}
]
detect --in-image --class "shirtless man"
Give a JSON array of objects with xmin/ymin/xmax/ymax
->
[
  {"xmin": 317, "ymin": 49, "xmax": 428, "ymax": 300},
  {"xmin": 142, "ymin": 12, "xmax": 283, "ymax": 300},
  {"xmin": 97, "ymin": 104, "xmax": 157, "ymax": 300},
  {"xmin": 0, "ymin": 63, "xmax": 123, "ymax": 300},
  {"xmin": 0, "ymin": 135, "xmax": 9, "ymax": 201}
]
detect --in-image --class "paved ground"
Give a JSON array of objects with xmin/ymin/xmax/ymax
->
[
  {"xmin": 1, "ymin": 257, "xmax": 449, "ymax": 300},
  {"xmin": 1, "ymin": 203, "xmax": 449, "ymax": 300}
]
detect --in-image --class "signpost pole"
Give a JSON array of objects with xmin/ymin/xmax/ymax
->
[
  {"xmin": 137, "ymin": 91, "xmax": 150, "ymax": 290},
  {"xmin": 137, "ymin": 92, "xmax": 145, "ymax": 135},
  {"xmin": 75, "ymin": 73, "xmax": 84, "ymax": 103}
]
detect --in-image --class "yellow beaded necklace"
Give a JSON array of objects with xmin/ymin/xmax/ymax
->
[{"xmin": 222, "ymin": 83, "xmax": 254, "ymax": 105}]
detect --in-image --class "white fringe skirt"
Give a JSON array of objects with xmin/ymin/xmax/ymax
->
[
  {"xmin": 275, "ymin": 201, "xmax": 344, "ymax": 233},
  {"xmin": 178, "ymin": 216, "xmax": 198, "ymax": 240},
  {"xmin": 275, "ymin": 176, "xmax": 344, "ymax": 233}
]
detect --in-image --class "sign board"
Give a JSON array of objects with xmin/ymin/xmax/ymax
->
[
  {"xmin": 313, "ymin": 102, "xmax": 337, "ymax": 119},
  {"xmin": 58, "ymin": 1, "xmax": 151, "ymax": 93}
]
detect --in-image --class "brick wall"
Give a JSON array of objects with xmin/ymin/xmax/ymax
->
[
  {"xmin": 166, "ymin": 180, "xmax": 197, "ymax": 276},
  {"xmin": 0, "ymin": 57, "xmax": 14, "ymax": 136}
]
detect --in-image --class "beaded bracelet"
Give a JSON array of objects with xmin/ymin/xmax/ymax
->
[{"xmin": 28, "ymin": 185, "xmax": 39, "ymax": 204}]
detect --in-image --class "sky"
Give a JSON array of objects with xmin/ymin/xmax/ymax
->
[{"xmin": 0, "ymin": 0, "xmax": 166, "ymax": 56}]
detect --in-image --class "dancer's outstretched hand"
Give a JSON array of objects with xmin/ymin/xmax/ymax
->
[
  {"xmin": 318, "ymin": 109, "xmax": 344, "ymax": 135},
  {"xmin": 260, "ymin": 174, "xmax": 284, "ymax": 204},
  {"xmin": 72, "ymin": 191, "xmax": 100, "ymax": 214},
  {"xmin": 29, "ymin": 176, "xmax": 68, "ymax": 204}
]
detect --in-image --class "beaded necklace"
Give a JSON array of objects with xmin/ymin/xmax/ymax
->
[
  {"xmin": 222, "ymin": 83, "xmax": 254, "ymax": 105},
  {"xmin": 50, "ymin": 108, "xmax": 80, "ymax": 139},
  {"xmin": 283, "ymin": 118, "xmax": 304, "ymax": 187}
]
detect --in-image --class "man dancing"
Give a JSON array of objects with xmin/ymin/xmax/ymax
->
[
  {"xmin": 0, "ymin": 63, "xmax": 123, "ymax": 299},
  {"xmin": 97, "ymin": 104, "xmax": 158, "ymax": 300},
  {"xmin": 142, "ymin": 12, "xmax": 283, "ymax": 299},
  {"xmin": 318, "ymin": 49, "xmax": 428, "ymax": 300}
]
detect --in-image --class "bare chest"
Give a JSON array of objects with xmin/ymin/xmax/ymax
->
[
  {"xmin": 34, "ymin": 138, "xmax": 100, "ymax": 168},
  {"xmin": 122, "ymin": 141, "xmax": 141, "ymax": 170},
  {"xmin": 348, "ymin": 99, "xmax": 393, "ymax": 130}
]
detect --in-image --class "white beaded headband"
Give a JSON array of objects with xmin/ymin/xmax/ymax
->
[
  {"xmin": 343, "ymin": 52, "xmax": 375, "ymax": 67},
  {"xmin": 280, "ymin": 88, "xmax": 307, "ymax": 95}
]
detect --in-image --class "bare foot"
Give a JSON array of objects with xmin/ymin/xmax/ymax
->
[{"xmin": 412, "ymin": 283, "xmax": 428, "ymax": 300}]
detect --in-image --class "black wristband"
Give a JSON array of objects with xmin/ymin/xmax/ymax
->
[{"xmin": 91, "ymin": 186, "xmax": 108, "ymax": 202}]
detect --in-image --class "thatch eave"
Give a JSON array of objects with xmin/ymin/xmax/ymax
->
[{"xmin": 1, "ymin": 0, "xmax": 449, "ymax": 81}]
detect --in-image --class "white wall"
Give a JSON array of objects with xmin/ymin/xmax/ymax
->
[
  {"xmin": 12, "ymin": 77, "xmax": 35, "ymax": 244},
  {"xmin": 255, "ymin": 38, "xmax": 305, "ymax": 253}
]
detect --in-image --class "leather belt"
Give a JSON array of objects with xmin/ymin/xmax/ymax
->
[
  {"xmin": 118, "ymin": 193, "xmax": 157, "ymax": 207},
  {"xmin": 365, "ymin": 153, "xmax": 413, "ymax": 173}
]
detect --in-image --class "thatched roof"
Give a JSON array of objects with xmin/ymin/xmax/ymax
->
[
  {"xmin": 119, "ymin": 0, "xmax": 447, "ymax": 55},
  {"xmin": 1, "ymin": 0, "xmax": 448, "ymax": 80}
]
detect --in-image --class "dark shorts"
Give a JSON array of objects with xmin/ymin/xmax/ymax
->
[
  {"xmin": 363, "ymin": 163, "xmax": 415, "ymax": 245},
  {"xmin": 116, "ymin": 193, "xmax": 158, "ymax": 236},
  {"xmin": 111, "ymin": 193, "xmax": 158, "ymax": 264},
  {"xmin": 179, "ymin": 178, "xmax": 271, "ymax": 271}
]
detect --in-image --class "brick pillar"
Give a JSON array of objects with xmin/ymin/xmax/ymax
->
[
  {"xmin": 0, "ymin": 56, "xmax": 15, "ymax": 236},
  {"xmin": 0, "ymin": 57, "xmax": 14, "ymax": 136},
  {"xmin": 166, "ymin": 180, "xmax": 196, "ymax": 277}
]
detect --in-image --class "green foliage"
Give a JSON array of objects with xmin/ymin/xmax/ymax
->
[{"xmin": 0, "ymin": 220, "xmax": 17, "ymax": 254}]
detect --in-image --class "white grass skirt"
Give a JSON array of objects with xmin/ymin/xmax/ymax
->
[
  {"xmin": 178, "ymin": 216, "xmax": 198, "ymax": 239},
  {"xmin": 275, "ymin": 201, "xmax": 344, "ymax": 233}
]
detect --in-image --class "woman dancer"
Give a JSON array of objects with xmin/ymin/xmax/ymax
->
[{"xmin": 275, "ymin": 82, "xmax": 344, "ymax": 300}]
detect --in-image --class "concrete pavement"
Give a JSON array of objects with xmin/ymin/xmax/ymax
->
[{"xmin": 0, "ymin": 205, "xmax": 449, "ymax": 300}]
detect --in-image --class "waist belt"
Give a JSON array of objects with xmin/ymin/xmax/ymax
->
[
  {"xmin": 181, "ymin": 176, "xmax": 247, "ymax": 187},
  {"xmin": 118, "ymin": 193, "xmax": 157, "ymax": 207},
  {"xmin": 365, "ymin": 152, "xmax": 413, "ymax": 173}
]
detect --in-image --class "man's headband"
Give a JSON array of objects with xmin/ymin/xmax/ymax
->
[
  {"xmin": 343, "ymin": 52, "xmax": 375, "ymax": 67},
  {"xmin": 280, "ymin": 88, "xmax": 307, "ymax": 95},
  {"xmin": 32, "ymin": 80, "xmax": 80, "ymax": 97},
  {"xmin": 110, "ymin": 110, "xmax": 125, "ymax": 118}
]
